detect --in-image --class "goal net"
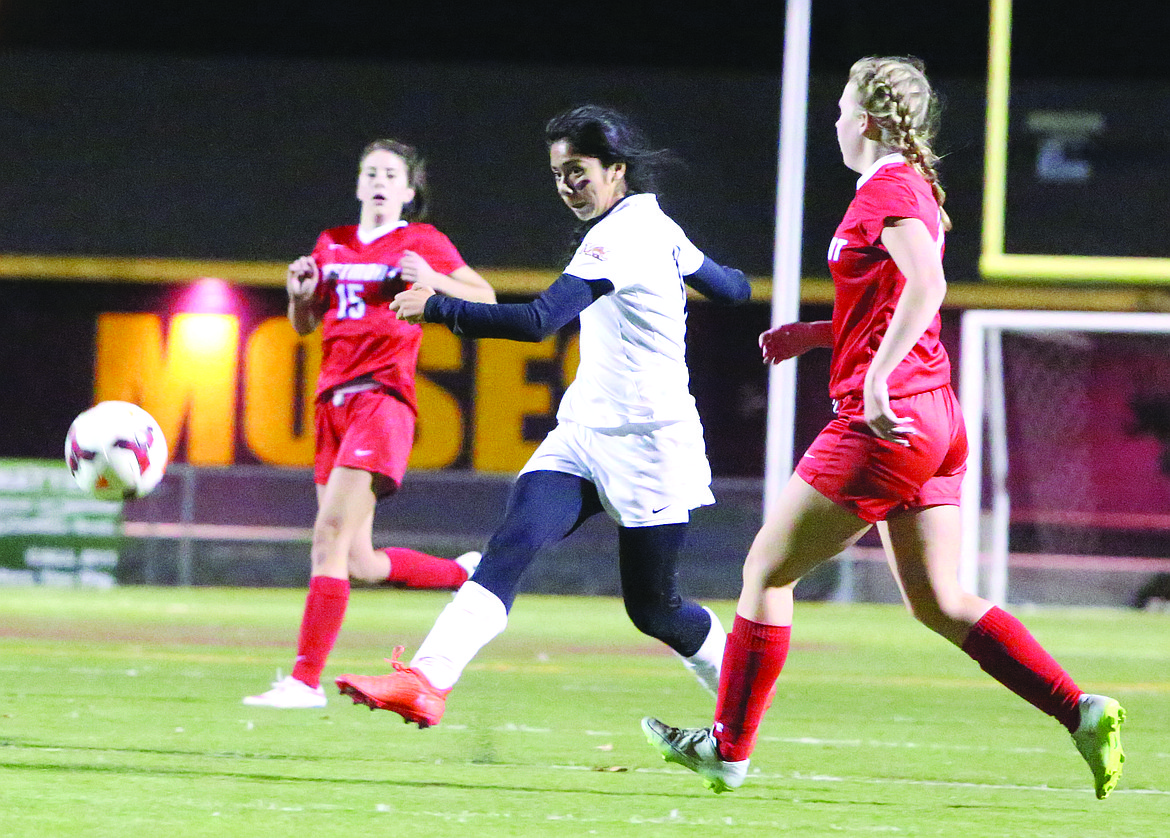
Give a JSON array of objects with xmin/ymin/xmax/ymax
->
[{"xmin": 959, "ymin": 309, "xmax": 1170, "ymax": 605}]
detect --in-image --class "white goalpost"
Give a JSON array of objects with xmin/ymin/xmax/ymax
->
[
  {"xmin": 959, "ymin": 308, "xmax": 1170, "ymax": 605},
  {"xmin": 763, "ymin": 0, "xmax": 811, "ymax": 510}
]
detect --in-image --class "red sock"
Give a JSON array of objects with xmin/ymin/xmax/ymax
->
[
  {"xmin": 383, "ymin": 547, "xmax": 468, "ymax": 589},
  {"xmin": 961, "ymin": 606, "xmax": 1083, "ymax": 732},
  {"xmin": 713, "ymin": 615, "xmax": 791, "ymax": 762},
  {"xmin": 290, "ymin": 576, "xmax": 349, "ymax": 689}
]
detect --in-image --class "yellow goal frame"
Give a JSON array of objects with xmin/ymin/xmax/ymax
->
[{"xmin": 981, "ymin": 0, "xmax": 1170, "ymax": 282}]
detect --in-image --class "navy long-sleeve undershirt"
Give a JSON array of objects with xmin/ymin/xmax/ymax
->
[
  {"xmin": 422, "ymin": 256, "xmax": 750, "ymax": 341},
  {"xmin": 424, "ymin": 272, "xmax": 610, "ymax": 341},
  {"xmin": 684, "ymin": 257, "xmax": 751, "ymax": 305}
]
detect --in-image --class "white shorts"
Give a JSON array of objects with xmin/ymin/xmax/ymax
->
[{"xmin": 520, "ymin": 419, "xmax": 715, "ymax": 527}]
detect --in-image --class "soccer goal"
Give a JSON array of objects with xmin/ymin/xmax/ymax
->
[{"xmin": 959, "ymin": 309, "xmax": 1170, "ymax": 605}]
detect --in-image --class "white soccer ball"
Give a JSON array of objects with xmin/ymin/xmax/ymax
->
[{"xmin": 65, "ymin": 401, "xmax": 169, "ymax": 500}]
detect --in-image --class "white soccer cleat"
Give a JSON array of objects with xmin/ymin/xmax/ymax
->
[
  {"xmin": 641, "ymin": 716, "xmax": 748, "ymax": 793},
  {"xmin": 454, "ymin": 551, "xmax": 483, "ymax": 578},
  {"xmin": 1071, "ymin": 693, "xmax": 1126, "ymax": 799},
  {"xmin": 243, "ymin": 674, "xmax": 327, "ymax": 709}
]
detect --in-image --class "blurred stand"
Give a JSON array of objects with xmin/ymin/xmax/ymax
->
[{"xmin": 115, "ymin": 465, "xmax": 1170, "ymax": 607}]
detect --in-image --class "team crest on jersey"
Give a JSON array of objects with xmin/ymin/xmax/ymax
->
[{"xmin": 583, "ymin": 244, "xmax": 608, "ymax": 261}]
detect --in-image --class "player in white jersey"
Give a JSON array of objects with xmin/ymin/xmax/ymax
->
[
  {"xmin": 334, "ymin": 105, "xmax": 751, "ymax": 728},
  {"xmin": 527, "ymin": 190, "xmax": 717, "ymax": 523}
]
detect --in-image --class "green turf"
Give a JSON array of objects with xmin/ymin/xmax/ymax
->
[{"xmin": 1, "ymin": 587, "xmax": 1166, "ymax": 837}]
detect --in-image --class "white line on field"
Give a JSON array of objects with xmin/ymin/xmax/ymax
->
[
  {"xmin": 762, "ymin": 735, "xmax": 1050, "ymax": 753},
  {"xmin": 624, "ymin": 765, "xmax": 1169, "ymax": 796}
]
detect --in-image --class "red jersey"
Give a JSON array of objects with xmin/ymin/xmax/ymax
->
[
  {"xmin": 826, "ymin": 155, "xmax": 951, "ymax": 401},
  {"xmin": 310, "ymin": 222, "xmax": 466, "ymax": 410}
]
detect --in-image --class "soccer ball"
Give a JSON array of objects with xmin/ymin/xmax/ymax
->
[{"xmin": 65, "ymin": 401, "xmax": 168, "ymax": 500}]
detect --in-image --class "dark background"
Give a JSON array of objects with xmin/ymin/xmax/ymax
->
[
  {"xmin": 1, "ymin": 1, "xmax": 1167, "ymax": 80},
  {"xmin": 1, "ymin": 1, "xmax": 1165, "ymax": 279},
  {"xmin": 2, "ymin": 1, "xmax": 1168, "ymax": 473}
]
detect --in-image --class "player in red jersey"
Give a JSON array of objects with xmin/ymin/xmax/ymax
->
[
  {"xmin": 244, "ymin": 139, "xmax": 495, "ymax": 709},
  {"xmin": 643, "ymin": 57, "xmax": 1125, "ymax": 798}
]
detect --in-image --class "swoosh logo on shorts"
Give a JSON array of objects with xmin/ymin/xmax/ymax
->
[{"xmin": 354, "ymin": 449, "xmax": 373, "ymax": 456}]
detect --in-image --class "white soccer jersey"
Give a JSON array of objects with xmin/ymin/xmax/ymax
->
[{"xmin": 558, "ymin": 193, "xmax": 705, "ymax": 430}]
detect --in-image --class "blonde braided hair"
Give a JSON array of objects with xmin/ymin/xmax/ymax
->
[{"xmin": 849, "ymin": 56, "xmax": 952, "ymax": 231}]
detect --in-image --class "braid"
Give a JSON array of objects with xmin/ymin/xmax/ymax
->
[{"xmin": 850, "ymin": 57, "xmax": 952, "ymax": 231}]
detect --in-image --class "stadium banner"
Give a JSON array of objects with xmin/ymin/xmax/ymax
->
[
  {"xmin": 1, "ymin": 280, "xmax": 780, "ymax": 477},
  {"xmin": 0, "ymin": 459, "xmax": 122, "ymax": 588},
  {"xmin": 92, "ymin": 310, "xmax": 581, "ymax": 473}
]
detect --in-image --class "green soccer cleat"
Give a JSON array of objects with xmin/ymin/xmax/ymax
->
[
  {"xmin": 641, "ymin": 716, "xmax": 748, "ymax": 793},
  {"xmin": 1071, "ymin": 694, "xmax": 1126, "ymax": 799}
]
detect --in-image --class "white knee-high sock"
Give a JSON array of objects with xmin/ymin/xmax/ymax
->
[
  {"xmin": 411, "ymin": 581, "xmax": 508, "ymax": 690},
  {"xmin": 676, "ymin": 606, "xmax": 726, "ymax": 697}
]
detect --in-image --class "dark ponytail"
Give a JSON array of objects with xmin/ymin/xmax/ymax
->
[{"xmin": 545, "ymin": 105, "xmax": 676, "ymax": 195}]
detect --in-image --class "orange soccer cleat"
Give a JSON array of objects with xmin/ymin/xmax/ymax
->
[{"xmin": 336, "ymin": 646, "xmax": 450, "ymax": 728}]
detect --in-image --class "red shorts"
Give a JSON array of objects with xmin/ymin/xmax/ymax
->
[
  {"xmin": 794, "ymin": 385, "xmax": 967, "ymax": 524},
  {"xmin": 314, "ymin": 387, "xmax": 415, "ymax": 496}
]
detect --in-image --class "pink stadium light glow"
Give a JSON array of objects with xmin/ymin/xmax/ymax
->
[{"xmin": 180, "ymin": 278, "xmax": 237, "ymax": 313}]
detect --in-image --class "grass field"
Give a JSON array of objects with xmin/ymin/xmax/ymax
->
[{"xmin": 1, "ymin": 586, "xmax": 1166, "ymax": 837}]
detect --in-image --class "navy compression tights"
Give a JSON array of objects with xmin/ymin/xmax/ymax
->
[{"xmin": 470, "ymin": 470, "xmax": 712, "ymax": 657}]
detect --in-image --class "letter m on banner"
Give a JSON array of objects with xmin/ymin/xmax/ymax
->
[{"xmin": 94, "ymin": 312, "xmax": 239, "ymax": 464}]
